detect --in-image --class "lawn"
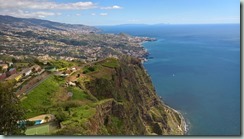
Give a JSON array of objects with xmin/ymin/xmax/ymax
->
[
  {"xmin": 21, "ymin": 75, "xmax": 65, "ymax": 118},
  {"xmin": 25, "ymin": 124, "xmax": 49, "ymax": 135}
]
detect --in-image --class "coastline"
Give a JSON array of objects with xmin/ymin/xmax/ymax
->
[
  {"xmin": 164, "ymin": 104, "xmax": 188, "ymax": 135},
  {"xmin": 141, "ymin": 39, "xmax": 188, "ymax": 135}
]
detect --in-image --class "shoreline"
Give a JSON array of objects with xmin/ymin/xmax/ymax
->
[
  {"xmin": 164, "ymin": 104, "xmax": 188, "ymax": 135},
  {"xmin": 140, "ymin": 37, "xmax": 188, "ymax": 135}
]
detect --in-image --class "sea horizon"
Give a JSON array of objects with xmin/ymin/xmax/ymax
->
[
  {"xmin": 96, "ymin": 23, "xmax": 240, "ymax": 27},
  {"xmin": 98, "ymin": 24, "xmax": 241, "ymax": 135}
]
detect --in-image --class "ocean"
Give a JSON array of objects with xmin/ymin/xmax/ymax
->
[{"xmin": 98, "ymin": 24, "xmax": 240, "ymax": 135}]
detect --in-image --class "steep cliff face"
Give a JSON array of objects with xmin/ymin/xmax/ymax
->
[{"xmin": 57, "ymin": 57, "xmax": 185, "ymax": 135}]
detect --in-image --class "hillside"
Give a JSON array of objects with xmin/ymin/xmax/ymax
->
[
  {"xmin": 0, "ymin": 15, "xmax": 152, "ymax": 62},
  {"xmin": 20, "ymin": 57, "xmax": 186, "ymax": 135},
  {"xmin": 0, "ymin": 15, "xmax": 98, "ymax": 34},
  {"xmin": 0, "ymin": 15, "xmax": 184, "ymax": 135}
]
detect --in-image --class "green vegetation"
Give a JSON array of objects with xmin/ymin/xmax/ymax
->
[
  {"xmin": 89, "ymin": 67, "xmax": 113, "ymax": 80},
  {"xmin": 0, "ymin": 54, "xmax": 13, "ymax": 61},
  {"xmin": 25, "ymin": 124, "xmax": 50, "ymax": 135},
  {"xmin": 107, "ymin": 116, "xmax": 124, "ymax": 135},
  {"xmin": 59, "ymin": 38, "xmax": 88, "ymax": 46},
  {"xmin": 45, "ymin": 66, "xmax": 56, "ymax": 72},
  {"xmin": 56, "ymin": 105, "xmax": 97, "ymax": 135},
  {"xmin": 82, "ymin": 58, "xmax": 118, "ymax": 75},
  {"xmin": 71, "ymin": 105, "xmax": 96, "ymax": 120},
  {"xmin": 67, "ymin": 87, "xmax": 89, "ymax": 100},
  {"xmin": 101, "ymin": 58, "xmax": 119, "ymax": 68},
  {"xmin": 49, "ymin": 60, "xmax": 74, "ymax": 69},
  {"xmin": 0, "ymin": 81, "xmax": 26, "ymax": 135},
  {"xmin": 15, "ymin": 62, "xmax": 30, "ymax": 68},
  {"xmin": 16, "ymin": 57, "xmax": 184, "ymax": 135},
  {"xmin": 21, "ymin": 75, "xmax": 65, "ymax": 118},
  {"xmin": 82, "ymin": 66, "xmax": 96, "ymax": 74}
]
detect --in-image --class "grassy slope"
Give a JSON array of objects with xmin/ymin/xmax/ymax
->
[{"xmin": 21, "ymin": 75, "xmax": 64, "ymax": 118}]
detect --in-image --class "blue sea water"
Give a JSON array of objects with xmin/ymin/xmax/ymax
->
[{"xmin": 98, "ymin": 24, "xmax": 240, "ymax": 135}]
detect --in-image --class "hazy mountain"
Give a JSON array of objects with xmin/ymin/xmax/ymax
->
[{"xmin": 0, "ymin": 15, "xmax": 99, "ymax": 33}]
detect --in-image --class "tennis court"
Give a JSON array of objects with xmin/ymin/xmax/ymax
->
[{"xmin": 25, "ymin": 124, "xmax": 50, "ymax": 135}]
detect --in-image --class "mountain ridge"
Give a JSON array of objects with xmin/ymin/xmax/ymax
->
[{"xmin": 0, "ymin": 15, "xmax": 99, "ymax": 33}]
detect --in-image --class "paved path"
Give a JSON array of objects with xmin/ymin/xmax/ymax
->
[{"xmin": 28, "ymin": 114, "xmax": 55, "ymax": 122}]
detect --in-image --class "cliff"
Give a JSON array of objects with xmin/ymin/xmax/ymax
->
[{"xmin": 56, "ymin": 56, "xmax": 186, "ymax": 135}]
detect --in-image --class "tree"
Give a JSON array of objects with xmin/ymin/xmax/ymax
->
[
  {"xmin": 0, "ymin": 66, "xmax": 2, "ymax": 72},
  {"xmin": 12, "ymin": 58, "xmax": 17, "ymax": 63},
  {"xmin": 0, "ymin": 81, "xmax": 26, "ymax": 135},
  {"xmin": 44, "ymin": 116, "xmax": 49, "ymax": 123}
]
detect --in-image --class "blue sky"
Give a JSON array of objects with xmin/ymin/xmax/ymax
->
[{"xmin": 0, "ymin": 0, "xmax": 240, "ymax": 25}]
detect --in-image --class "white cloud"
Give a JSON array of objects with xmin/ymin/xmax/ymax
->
[
  {"xmin": 0, "ymin": 0, "xmax": 96, "ymax": 10},
  {"xmin": 101, "ymin": 5, "xmax": 122, "ymax": 10},
  {"xmin": 0, "ymin": 0, "xmax": 121, "ymax": 18},
  {"xmin": 100, "ymin": 13, "xmax": 108, "ymax": 16},
  {"xmin": 0, "ymin": 9, "xmax": 57, "ymax": 18}
]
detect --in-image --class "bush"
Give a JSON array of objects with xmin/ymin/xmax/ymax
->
[
  {"xmin": 55, "ymin": 111, "xmax": 68, "ymax": 123},
  {"xmin": 83, "ymin": 66, "xmax": 96, "ymax": 74},
  {"xmin": 88, "ymin": 67, "xmax": 95, "ymax": 72}
]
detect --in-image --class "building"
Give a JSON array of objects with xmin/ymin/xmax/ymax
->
[
  {"xmin": 22, "ymin": 68, "xmax": 32, "ymax": 76},
  {"xmin": 15, "ymin": 74, "xmax": 22, "ymax": 81},
  {"xmin": 6, "ymin": 68, "xmax": 16, "ymax": 76},
  {"xmin": 0, "ymin": 64, "xmax": 8, "ymax": 71},
  {"xmin": 5, "ymin": 72, "xmax": 22, "ymax": 82},
  {"xmin": 31, "ymin": 65, "xmax": 41, "ymax": 72},
  {"xmin": 8, "ymin": 62, "xmax": 13, "ymax": 67}
]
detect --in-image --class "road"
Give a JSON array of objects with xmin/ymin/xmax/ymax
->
[{"xmin": 16, "ymin": 72, "xmax": 51, "ymax": 98}]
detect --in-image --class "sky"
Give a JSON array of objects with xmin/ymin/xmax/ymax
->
[{"xmin": 0, "ymin": 0, "xmax": 240, "ymax": 26}]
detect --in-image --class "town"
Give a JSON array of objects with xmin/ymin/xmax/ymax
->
[{"xmin": 0, "ymin": 15, "xmax": 156, "ymax": 63}]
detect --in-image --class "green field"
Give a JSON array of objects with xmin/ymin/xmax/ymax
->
[
  {"xmin": 25, "ymin": 124, "xmax": 50, "ymax": 135},
  {"xmin": 21, "ymin": 75, "xmax": 65, "ymax": 118}
]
